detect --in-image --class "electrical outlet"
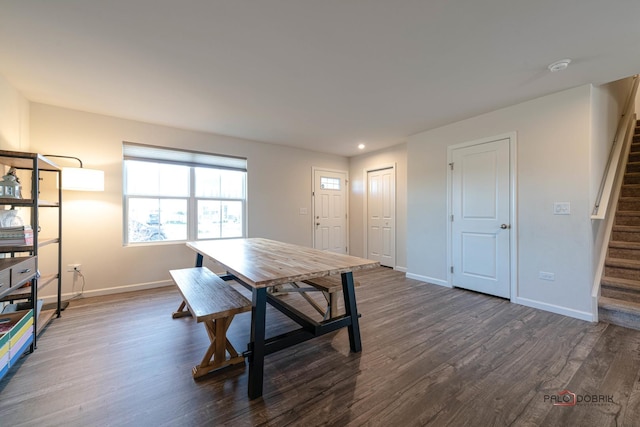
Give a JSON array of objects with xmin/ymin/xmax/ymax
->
[
  {"xmin": 539, "ymin": 271, "xmax": 555, "ymax": 281},
  {"xmin": 67, "ymin": 264, "xmax": 81, "ymax": 272}
]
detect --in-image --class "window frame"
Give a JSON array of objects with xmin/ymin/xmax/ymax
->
[{"xmin": 122, "ymin": 143, "xmax": 247, "ymax": 246}]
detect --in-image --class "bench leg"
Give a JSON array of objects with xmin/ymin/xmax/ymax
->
[
  {"xmin": 328, "ymin": 292, "xmax": 339, "ymax": 319},
  {"xmin": 192, "ymin": 314, "xmax": 245, "ymax": 379},
  {"xmin": 172, "ymin": 300, "xmax": 193, "ymax": 319}
]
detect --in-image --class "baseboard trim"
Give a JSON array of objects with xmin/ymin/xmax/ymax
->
[
  {"xmin": 405, "ymin": 272, "xmax": 451, "ymax": 288},
  {"xmin": 394, "ymin": 266, "xmax": 407, "ymax": 273},
  {"xmin": 39, "ymin": 280, "xmax": 174, "ymax": 304},
  {"xmin": 514, "ymin": 296, "xmax": 595, "ymax": 322}
]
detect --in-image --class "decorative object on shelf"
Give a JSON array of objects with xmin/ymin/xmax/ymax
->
[
  {"xmin": 43, "ymin": 155, "xmax": 104, "ymax": 191},
  {"xmin": 0, "ymin": 168, "xmax": 22, "ymax": 198},
  {"xmin": 0, "ymin": 209, "xmax": 24, "ymax": 227}
]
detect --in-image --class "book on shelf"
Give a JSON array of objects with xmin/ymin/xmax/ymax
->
[
  {"xmin": 0, "ymin": 225, "xmax": 33, "ymax": 246},
  {"xmin": 0, "ymin": 225, "xmax": 32, "ymax": 232}
]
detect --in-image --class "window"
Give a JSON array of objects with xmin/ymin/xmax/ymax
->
[
  {"xmin": 320, "ymin": 176, "xmax": 341, "ymax": 190},
  {"xmin": 123, "ymin": 142, "xmax": 247, "ymax": 244}
]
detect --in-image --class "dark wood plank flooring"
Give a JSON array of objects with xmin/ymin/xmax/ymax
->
[{"xmin": 1, "ymin": 268, "xmax": 640, "ymax": 426}]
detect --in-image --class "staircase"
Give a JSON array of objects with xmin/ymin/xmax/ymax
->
[{"xmin": 600, "ymin": 119, "xmax": 640, "ymax": 330}]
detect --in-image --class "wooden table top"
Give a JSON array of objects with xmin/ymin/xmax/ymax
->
[{"xmin": 187, "ymin": 238, "xmax": 380, "ymax": 288}]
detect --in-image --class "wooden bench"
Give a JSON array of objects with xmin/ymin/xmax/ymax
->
[
  {"xmin": 270, "ymin": 275, "xmax": 360, "ymax": 320},
  {"xmin": 170, "ymin": 267, "xmax": 251, "ymax": 379}
]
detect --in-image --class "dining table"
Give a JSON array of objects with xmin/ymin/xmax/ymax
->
[{"xmin": 186, "ymin": 238, "xmax": 380, "ymax": 399}]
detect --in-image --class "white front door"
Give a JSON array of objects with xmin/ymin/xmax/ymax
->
[
  {"xmin": 367, "ymin": 167, "xmax": 395, "ymax": 267},
  {"xmin": 451, "ymin": 138, "xmax": 511, "ymax": 298},
  {"xmin": 313, "ymin": 169, "xmax": 348, "ymax": 254}
]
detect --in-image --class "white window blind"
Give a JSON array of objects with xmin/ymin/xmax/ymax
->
[{"xmin": 123, "ymin": 142, "xmax": 247, "ymax": 171}]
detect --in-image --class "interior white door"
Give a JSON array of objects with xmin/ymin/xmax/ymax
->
[
  {"xmin": 451, "ymin": 138, "xmax": 510, "ymax": 298},
  {"xmin": 367, "ymin": 167, "xmax": 395, "ymax": 267},
  {"xmin": 313, "ymin": 169, "xmax": 347, "ymax": 254}
]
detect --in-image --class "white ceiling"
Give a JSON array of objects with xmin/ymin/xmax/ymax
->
[{"xmin": 1, "ymin": 1, "xmax": 640, "ymax": 157}]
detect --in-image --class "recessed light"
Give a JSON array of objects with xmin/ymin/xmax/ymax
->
[
  {"xmin": 358, "ymin": 143, "xmax": 365, "ymax": 150},
  {"xmin": 548, "ymin": 59, "xmax": 571, "ymax": 72}
]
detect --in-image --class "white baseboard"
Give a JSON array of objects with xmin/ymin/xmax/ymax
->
[
  {"xmin": 514, "ymin": 296, "xmax": 595, "ymax": 322},
  {"xmin": 405, "ymin": 272, "xmax": 451, "ymax": 288},
  {"xmin": 394, "ymin": 266, "xmax": 407, "ymax": 273},
  {"xmin": 39, "ymin": 280, "xmax": 174, "ymax": 304}
]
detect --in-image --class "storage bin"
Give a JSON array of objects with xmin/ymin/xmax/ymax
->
[{"xmin": 0, "ymin": 309, "xmax": 33, "ymax": 380}]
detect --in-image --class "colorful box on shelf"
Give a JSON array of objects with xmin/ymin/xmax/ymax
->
[{"xmin": 0, "ymin": 309, "xmax": 33, "ymax": 380}]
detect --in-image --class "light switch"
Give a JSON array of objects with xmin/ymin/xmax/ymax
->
[
  {"xmin": 299, "ymin": 208, "xmax": 308, "ymax": 215},
  {"xmin": 553, "ymin": 202, "xmax": 570, "ymax": 215}
]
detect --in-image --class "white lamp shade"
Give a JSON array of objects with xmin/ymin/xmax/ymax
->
[{"xmin": 61, "ymin": 167, "xmax": 105, "ymax": 191}]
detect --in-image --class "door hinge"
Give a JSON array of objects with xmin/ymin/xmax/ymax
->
[
  {"xmin": 450, "ymin": 266, "xmax": 454, "ymax": 273},
  {"xmin": 449, "ymin": 162, "xmax": 454, "ymax": 170},
  {"xmin": 450, "ymin": 214, "xmax": 454, "ymax": 222}
]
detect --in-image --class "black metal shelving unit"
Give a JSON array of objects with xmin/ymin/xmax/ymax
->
[{"xmin": 0, "ymin": 150, "xmax": 62, "ymax": 347}]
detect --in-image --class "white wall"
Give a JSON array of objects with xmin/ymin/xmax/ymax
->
[
  {"xmin": 29, "ymin": 103, "xmax": 348, "ymax": 300},
  {"xmin": 591, "ymin": 77, "xmax": 635, "ymax": 207},
  {"xmin": 407, "ymin": 85, "xmax": 594, "ymax": 320},
  {"xmin": 590, "ymin": 77, "xmax": 636, "ymax": 274},
  {"xmin": 349, "ymin": 143, "xmax": 407, "ymax": 270},
  {"xmin": 0, "ymin": 73, "xmax": 29, "ymax": 151}
]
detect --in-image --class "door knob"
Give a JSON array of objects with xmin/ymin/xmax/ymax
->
[{"xmin": 500, "ymin": 224, "xmax": 510, "ymax": 229}]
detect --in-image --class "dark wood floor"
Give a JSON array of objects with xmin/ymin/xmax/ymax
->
[{"xmin": 2, "ymin": 268, "xmax": 640, "ymax": 426}]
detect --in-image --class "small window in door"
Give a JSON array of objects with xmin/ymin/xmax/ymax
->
[{"xmin": 320, "ymin": 176, "xmax": 341, "ymax": 190}]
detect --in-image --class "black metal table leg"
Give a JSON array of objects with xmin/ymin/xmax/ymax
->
[
  {"xmin": 248, "ymin": 287, "xmax": 267, "ymax": 399},
  {"xmin": 341, "ymin": 271, "xmax": 362, "ymax": 352}
]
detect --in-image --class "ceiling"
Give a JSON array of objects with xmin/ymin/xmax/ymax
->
[{"xmin": 1, "ymin": 1, "xmax": 640, "ymax": 157}]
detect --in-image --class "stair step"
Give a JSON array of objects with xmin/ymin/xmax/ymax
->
[
  {"xmin": 604, "ymin": 256, "xmax": 640, "ymax": 280},
  {"xmin": 615, "ymin": 211, "xmax": 640, "ymax": 227},
  {"xmin": 601, "ymin": 275, "xmax": 640, "ymax": 291},
  {"xmin": 612, "ymin": 225, "xmax": 640, "ymax": 232},
  {"xmin": 599, "ymin": 296, "xmax": 640, "ymax": 312},
  {"xmin": 598, "ymin": 296, "xmax": 640, "ymax": 330},
  {"xmin": 624, "ymin": 172, "xmax": 640, "ymax": 185},
  {"xmin": 611, "ymin": 225, "xmax": 640, "ymax": 242},
  {"xmin": 601, "ymin": 288, "xmax": 640, "ymax": 304},
  {"xmin": 624, "ymin": 172, "xmax": 640, "ymax": 184},
  {"xmin": 605, "ymin": 257, "xmax": 640, "ymax": 269},
  {"xmin": 617, "ymin": 197, "xmax": 640, "ymax": 211},
  {"xmin": 621, "ymin": 184, "xmax": 640, "ymax": 197},
  {"xmin": 608, "ymin": 240, "xmax": 640, "ymax": 249},
  {"xmin": 608, "ymin": 240, "xmax": 640, "ymax": 259},
  {"xmin": 601, "ymin": 276, "xmax": 640, "ymax": 304},
  {"xmin": 626, "ymin": 161, "xmax": 640, "ymax": 172},
  {"xmin": 615, "ymin": 211, "xmax": 640, "ymax": 217}
]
